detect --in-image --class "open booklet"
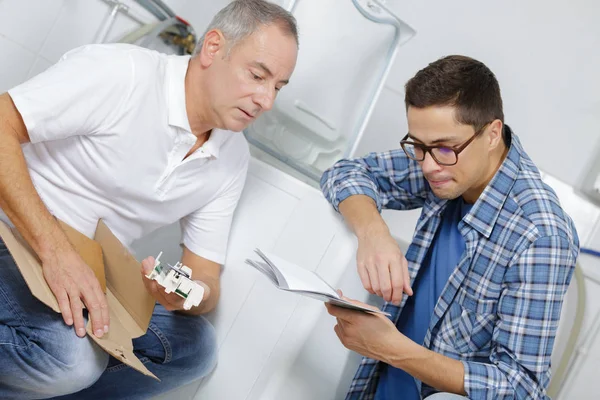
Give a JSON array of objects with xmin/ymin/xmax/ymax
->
[{"xmin": 245, "ymin": 248, "xmax": 390, "ymax": 317}]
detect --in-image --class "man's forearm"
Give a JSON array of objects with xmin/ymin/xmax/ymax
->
[
  {"xmin": 338, "ymin": 195, "xmax": 389, "ymax": 239},
  {"xmin": 0, "ymin": 94, "xmax": 72, "ymax": 261},
  {"xmin": 386, "ymin": 338, "xmax": 466, "ymax": 395}
]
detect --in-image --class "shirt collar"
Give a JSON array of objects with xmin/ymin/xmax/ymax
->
[
  {"xmin": 166, "ymin": 55, "xmax": 192, "ymax": 133},
  {"xmin": 165, "ymin": 56, "xmax": 235, "ymax": 158},
  {"xmin": 201, "ymin": 129, "xmax": 234, "ymax": 159},
  {"xmin": 462, "ymin": 125, "xmax": 521, "ymax": 238},
  {"xmin": 421, "ymin": 126, "xmax": 521, "ymax": 239}
]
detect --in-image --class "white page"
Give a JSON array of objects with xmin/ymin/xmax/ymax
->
[
  {"xmin": 245, "ymin": 260, "xmax": 279, "ymax": 286},
  {"xmin": 258, "ymin": 250, "xmax": 340, "ymax": 298},
  {"xmin": 248, "ymin": 249, "xmax": 391, "ymax": 317}
]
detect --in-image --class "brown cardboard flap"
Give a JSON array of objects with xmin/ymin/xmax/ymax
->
[
  {"xmin": 94, "ymin": 220, "xmax": 155, "ymax": 336},
  {"xmin": 0, "ymin": 221, "xmax": 60, "ymax": 312},
  {"xmin": 86, "ymin": 289, "xmax": 158, "ymax": 380},
  {"xmin": 0, "ymin": 219, "xmax": 158, "ymax": 380},
  {"xmin": 58, "ymin": 220, "xmax": 106, "ymax": 293}
]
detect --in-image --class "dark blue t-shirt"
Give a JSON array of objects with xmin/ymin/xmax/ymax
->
[{"xmin": 375, "ymin": 198, "xmax": 472, "ymax": 399}]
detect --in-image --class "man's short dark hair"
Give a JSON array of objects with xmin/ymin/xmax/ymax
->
[{"xmin": 405, "ymin": 55, "xmax": 504, "ymax": 136}]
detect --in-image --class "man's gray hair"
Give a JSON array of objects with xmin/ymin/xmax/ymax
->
[{"xmin": 194, "ymin": 0, "xmax": 298, "ymax": 55}]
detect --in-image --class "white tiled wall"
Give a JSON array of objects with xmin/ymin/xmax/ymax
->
[
  {"xmin": 178, "ymin": 0, "xmax": 231, "ymax": 39},
  {"xmin": 2, "ymin": 1, "xmax": 111, "ymax": 91},
  {"xmin": 0, "ymin": 0, "xmax": 235, "ymax": 93},
  {"xmin": 0, "ymin": 1, "xmax": 62, "ymax": 54},
  {"xmin": 0, "ymin": 35, "xmax": 36, "ymax": 91}
]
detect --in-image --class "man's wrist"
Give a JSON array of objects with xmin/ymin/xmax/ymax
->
[
  {"xmin": 194, "ymin": 280, "xmax": 210, "ymax": 302},
  {"xmin": 383, "ymin": 334, "xmax": 424, "ymax": 369},
  {"xmin": 36, "ymin": 227, "xmax": 74, "ymax": 265},
  {"xmin": 357, "ymin": 220, "xmax": 390, "ymax": 241},
  {"xmin": 384, "ymin": 336, "xmax": 467, "ymax": 395}
]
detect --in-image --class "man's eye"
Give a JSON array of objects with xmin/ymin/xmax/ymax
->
[
  {"xmin": 438, "ymin": 147, "xmax": 454, "ymax": 154},
  {"xmin": 252, "ymin": 73, "xmax": 263, "ymax": 81}
]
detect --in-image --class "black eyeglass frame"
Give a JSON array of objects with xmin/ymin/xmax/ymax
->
[{"xmin": 399, "ymin": 122, "xmax": 492, "ymax": 166}]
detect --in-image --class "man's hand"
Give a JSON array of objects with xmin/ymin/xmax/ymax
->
[
  {"xmin": 42, "ymin": 248, "xmax": 109, "ymax": 338},
  {"xmin": 337, "ymin": 195, "xmax": 412, "ymax": 305},
  {"xmin": 141, "ymin": 256, "xmax": 209, "ymax": 312},
  {"xmin": 325, "ymin": 292, "xmax": 411, "ymax": 363},
  {"xmin": 326, "ymin": 292, "xmax": 466, "ymax": 395},
  {"xmin": 357, "ymin": 226, "xmax": 413, "ymax": 305}
]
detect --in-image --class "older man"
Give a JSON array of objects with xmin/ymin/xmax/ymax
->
[{"xmin": 0, "ymin": 0, "xmax": 298, "ymax": 398}]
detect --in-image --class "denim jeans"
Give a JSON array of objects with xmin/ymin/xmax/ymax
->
[
  {"xmin": 0, "ymin": 238, "xmax": 217, "ymax": 399},
  {"xmin": 426, "ymin": 393, "xmax": 469, "ymax": 399}
]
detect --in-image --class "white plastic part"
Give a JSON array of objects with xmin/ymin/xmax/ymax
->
[{"xmin": 145, "ymin": 253, "xmax": 205, "ymax": 310}]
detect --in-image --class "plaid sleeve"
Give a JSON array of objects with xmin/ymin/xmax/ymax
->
[
  {"xmin": 463, "ymin": 235, "xmax": 577, "ymax": 399},
  {"xmin": 319, "ymin": 149, "xmax": 428, "ymax": 212}
]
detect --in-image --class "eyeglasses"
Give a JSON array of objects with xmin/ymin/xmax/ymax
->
[{"xmin": 399, "ymin": 122, "xmax": 491, "ymax": 166}]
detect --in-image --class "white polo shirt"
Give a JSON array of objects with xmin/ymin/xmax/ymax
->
[{"xmin": 3, "ymin": 44, "xmax": 249, "ymax": 264}]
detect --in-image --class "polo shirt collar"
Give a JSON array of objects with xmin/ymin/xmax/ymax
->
[{"xmin": 166, "ymin": 55, "xmax": 192, "ymax": 133}]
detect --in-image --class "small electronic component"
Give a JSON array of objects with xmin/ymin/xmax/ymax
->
[{"xmin": 145, "ymin": 252, "xmax": 205, "ymax": 310}]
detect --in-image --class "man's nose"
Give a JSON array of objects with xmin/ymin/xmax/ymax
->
[
  {"xmin": 253, "ymin": 89, "xmax": 275, "ymax": 112},
  {"xmin": 421, "ymin": 151, "xmax": 442, "ymax": 173}
]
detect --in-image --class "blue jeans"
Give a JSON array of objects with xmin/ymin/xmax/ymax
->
[
  {"xmin": 426, "ymin": 394, "xmax": 469, "ymax": 399},
  {"xmin": 0, "ymin": 239, "xmax": 217, "ymax": 399}
]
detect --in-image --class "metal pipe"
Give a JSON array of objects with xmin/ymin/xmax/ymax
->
[
  {"xmin": 347, "ymin": 0, "xmax": 415, "ymax": 157},
  {"xmin": 148, "ymin": 0, "xmax": 176, "ymax": 18},
  {"xmin": 134, "ymin": 0, "xmax": 174, "ymax": 21},
  {"xmin": 95, "ymin": 0, "xmax": 129, "ymax": 43},
  {"xmin": 100, "ymin": 0, "xmax": 145, "ymax": 26}
]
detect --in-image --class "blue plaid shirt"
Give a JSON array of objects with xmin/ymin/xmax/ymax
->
[{"xmin": 320, "ymin": 128, "xmax": 579, "ymax": 399}]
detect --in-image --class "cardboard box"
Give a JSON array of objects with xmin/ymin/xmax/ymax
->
[{"xmin": 0, "ymin": 219, "xmax": 158, "ymax": 380}]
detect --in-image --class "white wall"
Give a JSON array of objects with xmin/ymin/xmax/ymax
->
[
  {"xmin": 356, "ymin": 0, "xmax": 600, "ymax": 191},
  {"xmin": 0, "ymin": 0, "xmax": 228, "ymax": 94},
  {"xmin": 178, "ymin": 0, "xmax": 231, "ymax": 36}
]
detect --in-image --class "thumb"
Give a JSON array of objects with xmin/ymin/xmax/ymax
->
[{"xmin": 141, "ymin": 256, "xmax": 156, "ymax": 275}]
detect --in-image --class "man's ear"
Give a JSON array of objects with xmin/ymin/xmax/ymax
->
[
  {"xmin": 198, "ymin": 29, "xmax": 226, "ymax": 67},
  {"xmin": 487, "ymin": 119, "xmax": 504, "ymax": 151}
]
